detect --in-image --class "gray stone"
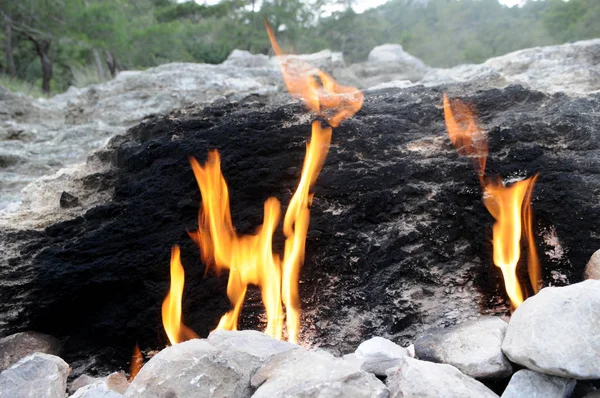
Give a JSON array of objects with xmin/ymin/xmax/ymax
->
[
  {"xmin": 69, "ymin": 374, "xmax": 103, "ymax": 394},
  {"xmin": 585, "ymin": 249, "xmax": 600, "ymax": 280},
  {"xmin": 502, "ymin": 280, "xmax": 600, "ymax": 379},
  {"xmin": 252, "ymin": 348, "xmax": 389, "ymax": 398},
  {"xmin": 223, "ymin": 49, "xmax": 271, "ymax": 68},
  {"xmin": 414, "ymin": 316, "xmax": 512, "ymax": 379},
  {"xmin": 0, "ymin": 331, "xmax": 61, "ymax": 371},
  {"xmin": 353, "ymin": 336, "xmax": 409, "ymax": 376},
  {"xmin": 125, "ymin": 332, "xmax": 296, "ymax": 398},
  {"xmin": 0, "ymin": 352, "xmax": 69, "ymax": 398},
  {"xmin": 71, "ymin": 381, "xmax": 124, "ymax": 398},
  {"xmin": 501, "ymin": 370, "xmax": 575, "ymax": 398},
  {"xmin": 385, "ymin": 357, "xmax": 499, "ymax": 398}
]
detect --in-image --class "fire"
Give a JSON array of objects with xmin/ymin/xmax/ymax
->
[
  {"xmin": 189, "ymin": 152, "xmax": 284, "ymax": 339},
  {"xmin": 161, "ymin": 245, "xmax": 199, "ymax": 345},
  {"xmin": 129, "ymin": 344, "xmax": 143, "ymax": 381},
  {"xmin": 158, "ymin": 23, "xmax": 361, "ymax": 345},
  {"xmin": 443, "ymin": 94, "xmax": 540, "ymax": 308},
  {"xmin": 265, "ymin": 21, "xmax": 363, "ymax": 127}
]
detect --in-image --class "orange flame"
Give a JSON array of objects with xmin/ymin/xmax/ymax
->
[
  {"xmin": 265, "ymin": 21, "xmax": 363, "ymax": 127},
  {"xmin": 161, "ymin": 245, "xmax": 199, "ymax": 345},
  {"xmin": 443, "ymin": 94, "xmax": 540, "ymax": 309},
  {"xmin": 129, "ymin": 344, "xmax": 143, "ymax": 381},
  {"xmin": 282, "ymin": 120, "xmax": 332, "ymax": 343},
  {"xmin": 189, "ymin": 152, "xmax": 284, "ymax": 340},
  {"xmin": 443, "ymin": 93, "xmax": 488, "ymax": 186}
]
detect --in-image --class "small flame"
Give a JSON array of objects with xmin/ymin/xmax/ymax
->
[
  {"xmin": 161, "ymin": 245, "xmax": 199, "ymax": 345},
  {"xmin": 266, "ymin": 21, "xmax": 363, "ymax": 127},
  {"xmin": 129, "ymin": 344, "xmax": 143, "ymax": 381},
  {"xmin": 189, "ymin": 153, "xmax": 284, "ymax": 340},
  {"xmin": 443, "ymin": 93, "xmax": 488, "ymax": 186},
  {"xmin": 443, "ymin": 94, "xmax": 540, "ymax": 309}
]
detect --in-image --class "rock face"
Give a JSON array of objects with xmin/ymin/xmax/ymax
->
[
  {"xmin": 502, "ymin": 280, "xmax": 600, "ymax": 379},
  {"xmin": 350, "ymin": 336, "xmax": 409, "ymax": 376},
  {"xmin": 350, "ymin": 44, "xmax": 429, "ymax": 87},
  {"xmin": 126, "ymin": 331, "xmax": 296, "ymax": 398},
  {"xmin": 0, "ymin": 85, "xmax": 599, "ymax": 372},
  {"xmin": 0, "ymin": 331, "xmax": 61, "ymax": 372},
  {"xmin": 252, "ymin": 348, "xmax": 388, "ymax": 398},
  {"xmin": 385, "ymin": 357, "xmax": 498, "ymax": 398},
  {"xmin": 501, "ymin": 370, "xmax": 575, "ymax": 398},
  {"xmin": 0, "ymin": 352, "xmax": 69, "ymax": 398},
  {"xmin": 414, "ymin": 316, "xmax": 512, "ymax": 379},
  {"xmin": 585, "ymin": 249, "xmax": 600, "ymax": 280}
]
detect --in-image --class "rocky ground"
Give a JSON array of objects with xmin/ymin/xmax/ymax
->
[
  {"xmin": 0, "ymin": 38, "xmax": 599, "ymax": 395},
  {"xmin": 0, "ymin": 280, "xmax": 598, "ymax": 397}
]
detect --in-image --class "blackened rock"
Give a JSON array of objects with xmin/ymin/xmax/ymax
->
[
  {"xmin": 414, "ymin": 316, "xmax": 512, "ymax": 379},
  {"xmin": 60, "ymin": 191, "xmax": 79, "ymax": 208}
]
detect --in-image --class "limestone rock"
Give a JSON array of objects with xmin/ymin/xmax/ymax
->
[
  {"xmin": 0, "ymin": 331, "xmax": 62, "ymax": 371},
  {"xmin": 584, "ymin": 249, "xmax": 600, "ymax": 280},
  {"xmin": 69, "ymin": 374, "xmax": 103, "ymax": 394},
  {"xmin": 385, "ymin": 357, "xmax": 499, "ymax": 398},
  {"xmin": 224, "ymin": 49, "xmax": 271, "ymax": 68},
  {"xmin": 0, "ymin": 352, "xmax": 69, "ymax": 398},
  {"xmin": 353, "ymin": 336, "xmax": 409, "ymax": 376},
  {"xmin": 71, "ymin": 381, "xmax": 124, "ymax": 398},
  {"xmin": 501, "ymin": 370, "xmax": 575, "ymax": 398},
  {"xmin": 502, "ymin": 280, "xmax": 600, "ymax": 379},
  {"xmin": 126, "ymin": 332, "xmax": 296, "ymax": 398},
  {"xmin": 414, "ymin": 316, "xmax": 512, "ymax": 379},
  {"xmin": 252, "ymin": 348, "xmax": 389, "ymax": 398},
  {"xmin": 70, "ymin": 372, "xmax": 128, "ymax": 397}
]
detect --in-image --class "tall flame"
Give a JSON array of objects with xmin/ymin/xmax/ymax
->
[
  {"xmin": 443, "ymin": 94, "xmax": 540, "ymax": 309},
  {"xmin": 282, "ymin": 120, "xmax": 332, "ymax": 343},
  {"xmin": 161, "ymin": 245, "xmax": 199, "ymax": 345},
  {"xmin": 129, "ymin": 344, "xmax": 143, "ymax": 381},
  {"xmin": 189, "ymin": 152, "xmax": 284, "ymax": 340},
  {"xmin": 265, "ymin": 21, "xmax": 363, "ymax": 127}
]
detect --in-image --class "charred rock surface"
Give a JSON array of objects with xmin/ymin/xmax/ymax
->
[{"xmin": 1, "ymin": 85, "xmax": 599, "ymax": 374}]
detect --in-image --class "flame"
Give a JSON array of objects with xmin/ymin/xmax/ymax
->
[
  {"xmin": 189, "ymin": 152, "xmax": 284, "ymax": 340},
  {"xmin": 161, "ymin": 245, "xmax": 199, "ymax": 345},
  {"xmin": 129, "ymin": 344, "xmax": 143, "ymax": 381},
  {"xmin": 282, "ymin": 120, "xmax": 332, "ymax": 343},
  {"xmin": 443, "ymin": 94, "xmax": 540, "ymax": 308},
  {"xmin": 443, "ymin": 93, "xmax": 488, "ymax": 186},
  {"xmin": 265, "ymin": 21, "xmax": 363, "ymax": 127},
  {"xmin": 483, "ymin": 177, "xmax": 538, "ymax": 308}
]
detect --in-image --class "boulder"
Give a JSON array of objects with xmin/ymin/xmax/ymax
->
[
  {"xmin": 0, "ymin": 331, "xmax": 62, "ymax": 371},
  {"xmin": 71, "ymin": 381, "xmax": 124, "ymax": 398},
  {"xmin": 414, "ymin": 316, "xmax": 512, "ymax": 379},
  {"xmin": 502, "ymin": 280, "xmax": 600, "ymax": 379},
  {"xmin": 126, "ymin": 332, "xmax": 296, "ymax": 398},
  {"xmin": 584, "ymin": 249, "xmax": 600, "ymax": 280},
  {"xmin": 501, "ymin": 370, "xmax": 575, "ymax": 398},
  {"xmin": 352, "ymin": 336, "xmax": 409, "ymax": 376},
  {"xmin": 0, "ymin": 352, "xmax": 69, "ymax": 398},
  {"xmin": 224, "ymin": 49, "xmax": 271, "ymax": 68},
  {"xmin": 385, "ymin": 357, "xmax": 498, "ymax": 398},
  {"xmin": 251, "ymin": 348, "xmax": 389, "ymax": 398},
  {"xmin": 350, "ymin": 44, "xmax": 429, "ymax": 86}
]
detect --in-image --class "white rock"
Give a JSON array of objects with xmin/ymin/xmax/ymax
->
[
  {"xmin": 502, "ymin": 280, "xmax": 600, "ymax": 379},
  {"xmin": 414, "ymin": 316, "xmax": 512, "ymax": 379},
  {"xmin": 0, "ymin": 331, "xmax": 62, "ymax": 371},
  {"xmin": 354, "ymin": 336, "xmax": 409, "ymax": 376},
  {"xmin": 71, "ymin": 380, "xmax": 124, "ymax": 398},
  {"xmin": 501, "ymin": 370, "xmax": 575, "ymax": 398},
  {"xmin": 223, "ymin": 49, "xmax": 271, "ymax": 68},
  {"xmin": 125, "ymin": 332, "xmax": 296, "ymax": 398},
  {"xmin": 585, "ymin": 249, "xmax": 600, "ymax": 280},
  {"xmin": 385, "ymin": 357, "xmax": 499, "ymax": 398},
  {"xmin": 252, "ymin": 348, "xmax": 389, "ymax": 398},
  {"xmin": 0, "ymin": 352, "xmax": 69, "ymax": 398}
]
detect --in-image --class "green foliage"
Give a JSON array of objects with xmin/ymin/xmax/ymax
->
[{"xmin": 1, "ymin": 0, "xmax": 599, "ymax": 95}]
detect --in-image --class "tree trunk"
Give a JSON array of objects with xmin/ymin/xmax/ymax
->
[
  {"xmin": 93, "ymin": 48, "xmax": 105, "ymax": 81},
  {"xmin": 104, "ymin": 49, "xmax": 117, "ymax": 77},
  {"xmin": 30, "ymin": 38, "xmax": 52, "ymax": 94},
  {"xmin": 3, "ymin": 14, "xmax": 16, "ymax": 77}
]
